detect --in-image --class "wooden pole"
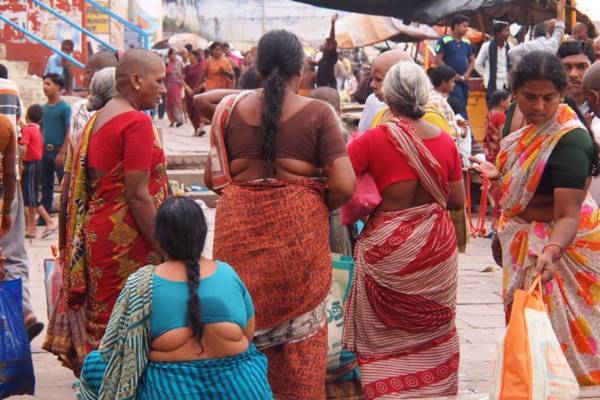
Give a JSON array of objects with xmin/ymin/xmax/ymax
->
[{"xmin": 570, "ymin": 0, "xmax": 577, "ymax": 33}]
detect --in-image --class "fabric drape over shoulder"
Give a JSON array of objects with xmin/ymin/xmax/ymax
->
[
  {"xmin": 343, "ymin": 118, "xmax": 460, "ymax": 399},
  {"xmin": 497, "ymin": 104, "xmax": 600, "ymax": 386}
]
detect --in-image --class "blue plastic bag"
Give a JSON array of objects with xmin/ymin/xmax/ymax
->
[{"xmin": 0, "ymin": 279, "xmax": 35, "ymax": 398}]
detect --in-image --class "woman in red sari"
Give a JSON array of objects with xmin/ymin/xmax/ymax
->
[
  {"xmin": 61, "ymin": 49, "xmax": 168, "ymax": 349},
  {"xmin": 184, "ymin": 49, "xmax": 204, "ymax": 135},
  {"xmin": 343, "ymin": 61, "xmax": 465, "ymax": 399},
  {"xmin": 166, "ymin": 48, "xmax": 185, "ymax": 127},
  {"xmin": 204, "ymin": 30, "xmax": 355, "ymax": 399}
]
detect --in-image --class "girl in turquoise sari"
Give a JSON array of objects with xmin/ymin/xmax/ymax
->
[{"xmin": 79, "ymin": 197, "xmax": 272, "ymax": 399}]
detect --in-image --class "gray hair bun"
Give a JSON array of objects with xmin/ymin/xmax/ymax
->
[
  {"xmin": 383, "ymin": 62, "xmax": 429, "ymax": 119},
  {"xmin": 87, "ymin": 67, "xmax": 117, "ymax": 111}
]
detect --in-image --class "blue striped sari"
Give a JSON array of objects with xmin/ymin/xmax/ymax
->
[
  {"xmin": 78, "ymin": 265, "xmax": 273, "ymax": 400},
  {"xmin": 82, "ymin": 345, "xmax": 271, "ymax": 399}
]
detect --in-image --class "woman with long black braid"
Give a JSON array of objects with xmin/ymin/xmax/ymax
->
[
  {"xmin": 207, "ymin": 29, "xmax": 355, "ymax": 399},
  {"xmin": 79, "ymin": 197, "xmax": 272, "ymax": 399}
]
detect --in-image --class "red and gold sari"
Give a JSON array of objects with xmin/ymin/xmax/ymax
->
[
  {"xmin": 343, "ymin": 119, "xmax": 460, "ymax": 399},
  {"xmin": 210, "ymin": 93, "xmax": 332, "ymax": 399},
  {"xmin": 50, "ymin": 112, "xmax": 168, "ymax": 352}
]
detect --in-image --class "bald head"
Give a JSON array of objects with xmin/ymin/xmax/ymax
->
[
  {"xmin": 372, "ymin": 49, "xmax": 414, "ymax": 73},
  {"xmin": 82, "ymin": 51, "xmax": 118, "ymax": 88},
  {"xmin": 371, "ymin": 49, "xmax": 413, "ymax": 101},
  {"xmin": 115, "ymin": 49, "xmax": 163, "ymax": 93},
  {"xmin": 309, "ymin": 87, "xmax": 340, "ymax": 113},
  {"xmin": 583, "ymin": 61, "xmax": 600, "ymax": 115},
  {"xmin": 573, "ymin": 22, "xmax": 589, "ymax": 40},
  {"xmin": 583, "ymin": 61, "xmax": 600, "ymax": 91},
  {"xmin": 115, "ymin": 49, "xmax": 166, "ymax": 110},
  {"xmin": 593, "ymin": 37, "xmax": 600, "ymax": 61},
  {"xmin": 87, "ymin": 51, "xmax": 118, "ymax": 72}
]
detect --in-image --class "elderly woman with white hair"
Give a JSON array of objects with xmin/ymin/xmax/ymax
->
[{"xmin": 342, "ymin": 61, "xmax": 465, "ymax": 399}]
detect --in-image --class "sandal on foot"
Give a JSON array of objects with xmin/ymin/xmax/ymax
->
[
  {"xmin": 26, "ymin": 320, "xmax": 44, "ymax": 342},
  {"xmin": 41, "ymin": 226, "xmax": 57, "ymax": 239}
]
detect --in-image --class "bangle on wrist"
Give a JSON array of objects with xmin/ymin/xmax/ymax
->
[{"xmin": 542, "ymin": 242, "xmax": 564, "ymax": 261}]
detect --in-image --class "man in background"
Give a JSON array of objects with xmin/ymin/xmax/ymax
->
[
  {"xmin": 45, "ymin": 39, "xmax": 75, "ymax": 94},
  {"xmin": 40, "ymin": 73, "xmax": 71, "ymax": 219},
  {"xmin": 475, "ymin": 21, "xmax": 512, "ymax": 103},
  {"xmin": 508, "ymin": 0, "xmax": 566, "ymax": 65},
  {"xmin": 435, "ymin": 13, "xmax": 475, "ymax": 117},
  {"xmin": 316, "ymin": 14, "xmax": 339, "ymax": 89}
]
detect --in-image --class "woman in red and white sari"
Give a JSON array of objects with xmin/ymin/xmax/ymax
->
[{"xmin": 343, "ymin": 61, "xmax": 466, "ymax": 399}]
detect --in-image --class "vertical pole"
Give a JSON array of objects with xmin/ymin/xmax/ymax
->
[
  {"xmin": 82, "ymin": 0, "xmax": 88, "ymax": 64},
  {"xmin": 570, "ymin": 0, "xmax": 577, "ymax": 33},
  {"xmin": 424, "ymin": 41, "xmax": 430, "ymax": 69}
]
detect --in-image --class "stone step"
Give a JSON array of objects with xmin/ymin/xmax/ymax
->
[
  {"xmin": 166, "ymin": 152, "xmax": 208, "ymax": 170},
  {"xmin": 186, "ymin": 190, "xmax": 219, "ymax": 209},
  {"xmin": 166, "ymin": 168, "xmax": 205, "ymax": 188},
  {"xmin": 0, "ymin": 59, "xmax": 30, "ymax": 79}
]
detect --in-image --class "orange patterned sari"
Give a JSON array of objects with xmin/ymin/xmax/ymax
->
[
  {"xmin": 63, "ymin": 112, "xmax": 167, "ymax": 349},
  {"xmin": 497, "ymin": 104, "xmax": 600, "ymax": 386},
  {"xmin": 211, "ymin": 93, "xmax": 331, "ymax": 399}
]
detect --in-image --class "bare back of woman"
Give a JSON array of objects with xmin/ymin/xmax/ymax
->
[
  {"xmin": 149, "ymin": 258, "xmax": 254, "ymax": 362},
  {"xmin": 377, "ymin": 118, "xmax": 446, "ymax": 211}
]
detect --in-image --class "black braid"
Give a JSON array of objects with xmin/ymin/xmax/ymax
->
[
  {"xmin": 154, "ymin": 197, "xmax": 208, "ymax": 346},
  {"xmin": 261, "ymin": 68, "xmax": 285, "ymax": 176},
  {"xmin": 256, "ymin": 30, "xmax": 304, "ymax": 177},
  {"xmin": 183, "ymin": 258, "xmax": 204, "ymax": 345}
]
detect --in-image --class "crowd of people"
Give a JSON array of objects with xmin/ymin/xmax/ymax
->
[{"xmin": 0, "ymin": 0, "xmax": 599, "ymax": 398}]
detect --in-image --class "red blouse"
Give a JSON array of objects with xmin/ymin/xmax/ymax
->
[
  {"xmin": 88, "ymin": 111, "xmax": 157, "ymax": 173},
  {"xmin": 347, "ymin": 126, "xmax": 463, "ymax": 193}
]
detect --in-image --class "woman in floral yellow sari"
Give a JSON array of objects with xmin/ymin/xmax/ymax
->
[{"xmin": 472, "ymin": 51, "xmax": 600, "ymax": 386}]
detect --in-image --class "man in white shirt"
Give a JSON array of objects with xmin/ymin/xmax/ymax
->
[
  {"xmin": 357, "ymin": 50, "xmax": 413, "ymax": 131},
  {"xmin": 508, "ymin": 0, "xmax": 566, "ymax": 65},
  {"xmin": 357, "ymin": 93, "xmax": 386, "ymax": 132},
  {"xmin": 475, "ymin": 21, "xmax": 512, "ymax": 102}
]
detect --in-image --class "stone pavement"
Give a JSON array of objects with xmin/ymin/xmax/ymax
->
[
  {"xmin": 11, "ymin": 119, "xmax": 600, "ymax": 399},
  {"xmin": 13, "ymin": 213, "xmax": 509, "ymax": 400}
]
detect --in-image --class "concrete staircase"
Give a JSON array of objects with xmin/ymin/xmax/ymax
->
[{"xmin": 0, "ymin": 44, "xmax": 45, "ymax": 110}]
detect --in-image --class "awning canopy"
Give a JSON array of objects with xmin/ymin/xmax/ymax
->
[
  {"xmin": 294, "ymin": 0, "xmax": 596, "ymax": 36},
  {"xmin": 335, "ymin": 14, "xmax": 440, "ymax": 48}
]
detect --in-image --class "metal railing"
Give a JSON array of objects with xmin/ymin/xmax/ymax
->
[
  {"xmin": 31, "ymin": 0, "xmax": 117, "ymax": 54},
  {"xmin": 0, "ymin": 14, "xmax": 84, "ymax": 68},
  {"xmin": 85, "ymin": 0, "xmax": 150, "ymax": 49}
]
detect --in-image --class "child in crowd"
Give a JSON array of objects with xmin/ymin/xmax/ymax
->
[
  {"xmin": 483, "ymin": 89, "xmax": 511, "ymax": 163},
  {"xmin": 482, "ymin": 89, "xmax": 511, "ymax": 231},
  {"xmin": 20, "ymin": 104, "xmax": 55, "ymax": 238}
]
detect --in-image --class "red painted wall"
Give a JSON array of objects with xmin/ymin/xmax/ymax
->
[{"xmin": 0, "ymin": 1, "xmax": 84, "ymax": 77}]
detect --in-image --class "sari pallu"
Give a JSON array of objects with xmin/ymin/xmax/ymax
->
[
  {"xmin": 210, "ymin": 92, "xmax": 331, "ymax": 399},
  {"xmin": 343, "ymin": 118, "xmax": 460, "ymax": 399},
  {"xmin": 59, "ymin": 112, "xmax": 168, "ymax": 350},
  {"xmin": 497, "ymin": 104, "xmax": 600, "ymax": 386}
]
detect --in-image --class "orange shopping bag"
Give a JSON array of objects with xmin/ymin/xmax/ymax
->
[{"xmin": 490, "ymin": 276, "xmax": 579, "ymax": 400}]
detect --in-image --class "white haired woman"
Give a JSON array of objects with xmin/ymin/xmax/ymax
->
[{"xmin": 342, "ymin": 62, "xmax": 466, "ymax": 399}]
